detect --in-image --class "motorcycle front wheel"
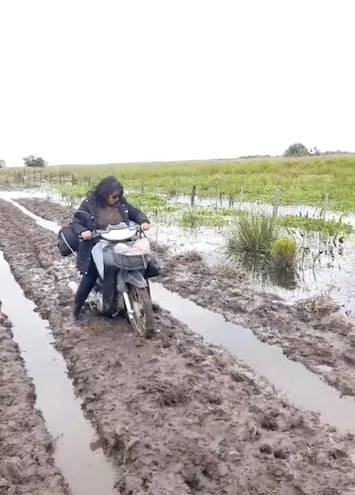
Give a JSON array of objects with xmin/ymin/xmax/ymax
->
[{"xmin": 127, "ymin": 286, "xmax": 154, "ymax": 338}]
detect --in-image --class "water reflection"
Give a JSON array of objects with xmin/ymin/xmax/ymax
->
[{"xmin": 230, "ymin": 253, "xmax": 298, "ymax": 291}]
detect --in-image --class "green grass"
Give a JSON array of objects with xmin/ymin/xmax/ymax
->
[
  {"xmin": 178, "ymin": 209, "xmax": 353, "ymax": 235},
  {"xmin": 271, "ymin": 238, "xmax": 298, "ymax": 268},
  {"xmin": 279, "ymin": 216, "xmax": 352, "ymax": 236},
  {"xmin": 226, "ymin": 213, "xmax": 280, "ymax": 257},
  {"xmin": 2, "ymin": 154, "xmax": 355, "ymax": 211},
  {"xmin": 179, "ymin": 209, "xmax": 227, "ymax": 229},
  {"xmin": 225, "ymin": 213, "xmax": 300, "ymax": 289}
]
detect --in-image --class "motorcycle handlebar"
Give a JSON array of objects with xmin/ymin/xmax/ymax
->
[{"xmin": 79, "ymin": 224, "xmax": 145, "ymax": 240}]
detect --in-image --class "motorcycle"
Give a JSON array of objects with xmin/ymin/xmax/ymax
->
[{"xmin": 69, "ymin": 222, "xmax": 158, "ymax": 338}]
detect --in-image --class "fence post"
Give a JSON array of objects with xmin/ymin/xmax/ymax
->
[
  {"xmin": 190, "ymin": 185, "xmax": 196, "ymax": 207},
  {"xmin": 321, "ymin": 193, "xmax": 329, "ymax": 221},
  {"xmin": 272, "ymin": 189, "xmax": 281, "ymax": 222},
  {"xmin": 239, "ymin": 188, "xmax": 243, "ymax": 205}
]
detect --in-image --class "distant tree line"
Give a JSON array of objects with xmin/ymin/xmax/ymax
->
[
  {"xmin": 283, "ymin": 143, "xmax": 353, "ymax": 157},
  {"xmin": 22, "ymin": 155, "xmax": 48, "ymax": 167}
]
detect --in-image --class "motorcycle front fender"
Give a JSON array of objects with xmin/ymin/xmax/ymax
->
[{"xmin": 117, "ymin": 270, "xmax": 148, "ymax": 292}]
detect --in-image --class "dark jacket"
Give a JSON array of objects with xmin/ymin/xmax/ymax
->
[{"xmin": 72, "ymin": 194, "xmax": 149, "ymax": 274}]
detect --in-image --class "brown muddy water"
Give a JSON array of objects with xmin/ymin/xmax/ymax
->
[
  {"xmin": 152, "ymin": 282, "xmax": 355, "ymax": 433},
  {"xmin": 5, "ymin": 195, "xmax": 355, "ymax": 437},
  {"xmin": 0, "ymin": 251, "xmax": 117, "ymax": 495}
]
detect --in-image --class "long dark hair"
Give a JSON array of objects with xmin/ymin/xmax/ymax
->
[{"xmin": 89, "ymin": 176, "xmax": 124, "ymax": 206}]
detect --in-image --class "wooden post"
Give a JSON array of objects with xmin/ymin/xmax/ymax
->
[
  {"xmin": 321, "ymin": 193, "xmax": 329, "ymax": 221},
  {"xmin": 190, "ymin": 185, "xmax": 196, "ymax": 207},
  {"xmin": 272, "ymin": 189, "xmax": 281, "ymax": 222},
  {"xmin": 72, "ymin": 174, "xmax": 75, "ymax": 185},
  {"xmin": 59, "ymin": 173, "xmax": 62, "ymax": 185}
]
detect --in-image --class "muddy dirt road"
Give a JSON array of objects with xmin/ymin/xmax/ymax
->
[
  {"xmin": 18, "ymin": 198, "xmax": 355, "ymax": 398},
  {"xmin": 1, "ymin": 197, "xmax": 355, "ymax": 494},
  {"xmin": 0, "ymin": 311, "xmax": 70, "ymax": 495}
]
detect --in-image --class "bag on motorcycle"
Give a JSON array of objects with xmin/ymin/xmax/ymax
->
[
  {"xmin": 112, "ymin": 252, "xmax": 148, "ymax": 271},
  {"xmin": 58, "ymin": 224, "xmax": 79, "ymax": 257},
  {"xmin": 145, "ymin": 254, "xmax": 161, "ymax": 278}
]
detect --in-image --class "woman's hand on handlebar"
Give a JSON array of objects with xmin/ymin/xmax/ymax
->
[
  {"xmin": 80, "ymin": 230, "xmax": 93, "ymax": 240},
  {"xmin": 140, "ymin": 222, "xmax": 150, "ymax": 231}
]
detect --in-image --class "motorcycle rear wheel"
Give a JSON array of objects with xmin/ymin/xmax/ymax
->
[{"xmin": 127, "ymin": 286, "xmax": 154, "ymax": 338}]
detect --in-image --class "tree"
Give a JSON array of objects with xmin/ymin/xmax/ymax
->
[
  {"xmin": 0, "ymin": 159, "xmax": 5, "ymax": 168},
  {"xmin": 23, "ymin": 155, "xmax": 48, "ymax": 168},
  {"xmin": 283, "ymin": 143, "xmax": 310, "ymax": 157},
  {"xmin": 309, "ymin": 146, "xmax": 321, "ymax": 156}
]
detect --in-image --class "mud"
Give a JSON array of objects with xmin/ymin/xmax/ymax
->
[
  {"xmin": 0, "ymin": 311, "xmax": 70, "ymax": 495},
  {"xmin": 17, "ymin": 198, "xmax": 355, "ymax": 398},
  {"xmin": 0, "ymin": 201, "xmax": 353, "ymax": 493}
]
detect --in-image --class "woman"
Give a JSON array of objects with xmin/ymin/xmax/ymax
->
[{"xmin": 71, "ymin": 176, "xmax": 150, "ymax": 320}]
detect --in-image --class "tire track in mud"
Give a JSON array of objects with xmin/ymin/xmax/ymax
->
[
  {"xmin": 162, "ymin": 254, "xmax": 355, "ymax": 396},
  {"xmin": 1, "ymin": 198, "xmax": 355, "ymax": 494},
  {"xmin": 17, "ymin": 198, "xmax": 355, "ymax": 398},
  {"xmin": 0, "ymin": 311, "xmax": 70, "ymax": 495},
  {"xmin": 0, "ymin": 250, "xmax": 118, "ymax": 495}
]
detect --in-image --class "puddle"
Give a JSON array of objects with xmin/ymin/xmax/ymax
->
[
  {"xmin": 0, "ymin": 190, "xmax": 60, "ymax": 234},
  {"xmin": 150, "ymin": 220, "xmax": 355, "ymax": 314},
  {"xmin": 151, "ymin": 282, "xmax": 355, "ymax": 434},
  {"xmin": 3, "ymin": 195, "xmax": 355, "ymax": 434},
  {"xmin": 0, "ymin": 252, "xmax": 117, "ymax": 495}
]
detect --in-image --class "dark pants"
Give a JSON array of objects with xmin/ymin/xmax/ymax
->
[
  {"xmin": 74, "ymin": 261, "xmax": 98, "ymax": 310},
  {"xmin": 74, "ymin": 259, "xmax": 117, "ymax": 314}
]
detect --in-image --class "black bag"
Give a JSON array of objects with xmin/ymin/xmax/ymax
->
[
  {"xmin": 58, "ymin": 224, "xmax": 79, "ymax": 257},
  {"xmin": 144, "ymin": 254, "xmax": 161, "ymax": 278}
]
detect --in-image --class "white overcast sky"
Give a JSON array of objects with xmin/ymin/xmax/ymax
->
[{"xmin": 0, "ymin": 0, "xmax": 354, "ymax": 166}]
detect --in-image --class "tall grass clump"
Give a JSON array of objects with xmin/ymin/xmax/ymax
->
[
  {"xmin": 271, "ymin": 237, "xmax": 298, "ymax": 269},
  {"xmin": 226, "ymin": 212, "xmax": 300, "ymax": 289},
  {"xmin": 227, "ymin": 212, "xmax": 280, "ymax": 257}
]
